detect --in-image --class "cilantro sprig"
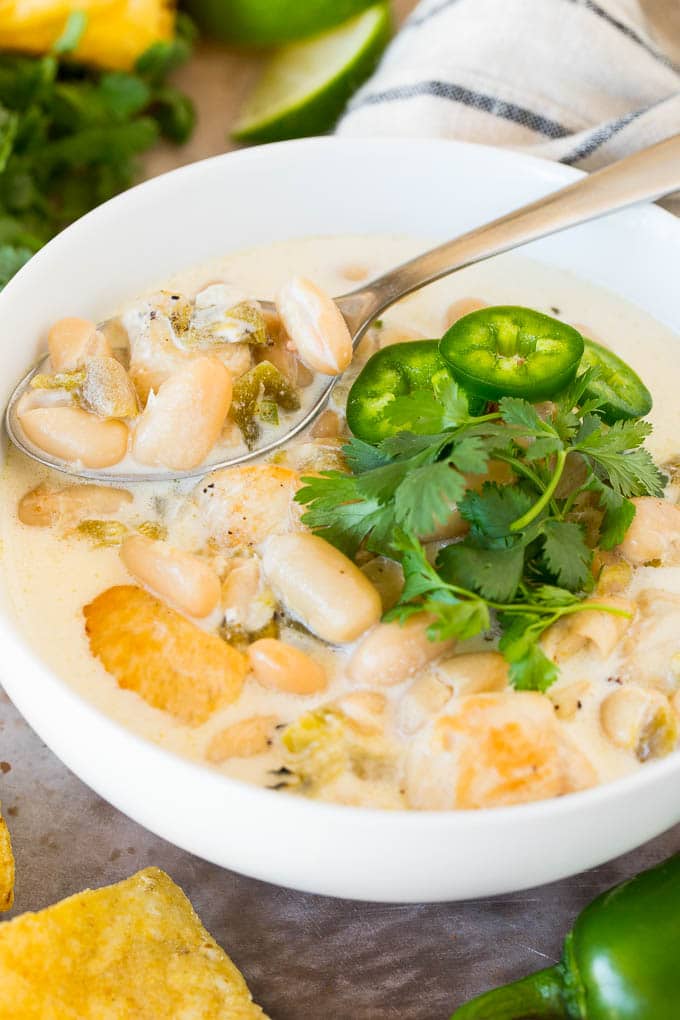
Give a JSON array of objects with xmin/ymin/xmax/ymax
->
[{"xmin": 296, "ymin": 371, "xmax": 663, "ymax": 691}]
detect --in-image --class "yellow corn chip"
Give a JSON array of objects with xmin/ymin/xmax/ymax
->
[
  {"xmin": 0, "ymin": 807, "xmax": 14, "ymax": 913},
  {"xmin": 84, "ymin": 585, "xmax": 246, "ymax": 726},
  {"xmin": 0, "ymin": 867, "xmax": 268, "ymax": 1018}
]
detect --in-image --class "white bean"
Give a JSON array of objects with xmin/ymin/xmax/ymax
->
[
  {"xmin": 48, "ymin": 317, "xmax": 112, "ymax": 372},
  {"xmin": 132, "ymin": 356, "xmax": 232, "ymax": 470},
  {"xmin": 19, "ymin": 406, "xmax": 128, "ymax": 467},
  {"xmin": 120, "ymin": 534, "xmax": 221, "ymax": 618},
  {"xmin": 333, "ymin": 690, "xmax": 387, "ymax": 734},
  {"xmin": 248, "ymin": 638, "xmax": 327, "ymax": 694},
  {"xmin": 348, "ymin": 613, "xmax": 455, "ymax": 686},
  {"xmin": 206, "ymin": 715, "xmax": 278, "ymax": 762},
  {"xmin": 261, "ymin": 532, "xmax": 382, "ymax": 644},
  {"xmin": 435, "ymin": 651, "xmax": 509, "ymax": 696},
  {"xmin": 276, "ymin": 276, "xmax": 352, "ymax": 375},
  {"xmin": 541, "ymin": 597, "xmax": 634, "ymax": 661},
  {"xmin": 18, "ymin": 483, "xmax": 132, "ymax": 527},
  {"xmin": 600, "ymin": 686, "xmax": 677, "ymax": 760}
]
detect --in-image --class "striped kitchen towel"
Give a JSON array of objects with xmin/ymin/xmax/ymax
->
[{"xmin": 337, "ymin": 0, "xmax": 680, "ymax": 208}]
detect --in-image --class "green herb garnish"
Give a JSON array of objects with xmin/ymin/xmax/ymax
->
[
  {"xmin": 296, "ymin": 372, "xmax": 664, "ymax": 691},
  {"xmin": 0, "ymin": 13, "xmax": 195, "ymax": 289}
]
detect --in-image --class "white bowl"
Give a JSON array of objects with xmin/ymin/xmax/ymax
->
[{"xmin": 1, "ymin": 138, "xmax": 679, "ymax": 903}]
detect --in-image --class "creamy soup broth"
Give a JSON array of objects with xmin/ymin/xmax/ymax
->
[{"xmin": 2, "ymin": 235, "xmax": 680, "ymax": 810}]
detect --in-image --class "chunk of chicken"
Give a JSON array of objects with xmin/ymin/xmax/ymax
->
[
  {"xmin": 541, "ymin": 598, "xmax": 634, "ymax": 663},
  {"xmin": 406, "ymin": 692, "xmax": 595, "ymax": 810},
  {"xmin": 179, "ymin": 464, "xmax": 302, "ymax": 551},
  {"xmin": 221, "ymin": 556, "xmax": 276, "ymax": 636},
  {"xmin": 616, "ymin": 497, "xmax": 680, "ymax": 566},
  {"xmin": 397, "ymin": 674, "xmax": 452, "ymax": 734},
  {"xmin": 124, "ymin": 299, "xmax": 252, "ymax": 403},
  {"xmin": 621, "ymin": 589, "xmax": 680, "ymax": 693}
]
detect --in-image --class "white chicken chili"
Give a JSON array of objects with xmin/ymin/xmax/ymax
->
[{"xmin": 2, "ymin": 234, "xmax": 680, "ymax": 811}]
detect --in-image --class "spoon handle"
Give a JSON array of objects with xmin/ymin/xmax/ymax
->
[{"xmin": 340, "ymin": 133, "xmax": 680, "ymax": 337}]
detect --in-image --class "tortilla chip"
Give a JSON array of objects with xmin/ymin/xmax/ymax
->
[
  {"xmin": 0, "ymin": 867, "xmax": 268, "ymax": 1018},
  {"xmin": 0, "ymin": 807, "xmax": 14, "ymax": 912},
  {"xmin": 84, "ymin": 585, "xmax": 246, "ymax": 725}
]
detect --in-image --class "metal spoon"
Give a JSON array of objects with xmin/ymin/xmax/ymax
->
[{"xmin": 6, "ymin": 134, "xmax": 680, "ymax": 484}]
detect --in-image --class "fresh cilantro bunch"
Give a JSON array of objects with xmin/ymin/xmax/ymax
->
[
  {"xmin": 0, "ymin": 13, "xmax": 195, "ymax": 289},
  {"xmin": 296, "ymin": 370, "xmax": 665, "ymax": 691}
]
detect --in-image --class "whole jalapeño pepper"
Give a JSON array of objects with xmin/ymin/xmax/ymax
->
[
  {"xmin": 451, "ymin": 853, "xmax": 680, "ymax": 1019},
  {"xmin": 439, "ymin": 306, "xmax": 584, "ymax": 402}
]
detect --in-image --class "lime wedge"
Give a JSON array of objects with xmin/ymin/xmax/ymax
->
[
  {"xmin": 232, "ymin": 4, "xmax": 390, "ymax": 144},
  {"xmin": 186, "ymin": 0, "xmax": 378, "ymax": 46}
]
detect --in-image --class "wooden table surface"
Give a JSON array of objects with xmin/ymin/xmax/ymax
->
[{"xmin": 2, "ymin": 6, "xmax": 680, "ymax": 1018}]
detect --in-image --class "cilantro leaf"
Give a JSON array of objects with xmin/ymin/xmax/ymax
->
[
  {"xmin": 498, "ymin": 397, "xmax": 549, "ymax": 433},
  {"xmin": 507, "ymin": 642, "xmax": 559, "ymax": 692},
  {"xmin": 458, "ymin": 483, "xmax": 534, "ymax": 540},
  {"xmin": 391, "ymin": 529, "xmax": 447, "ymax": 602},
  {"xmin": 449, "ymin": 434, "xmax": 492, "ymax": 474},
  {"xmin": 583, "ymin": 418, "xmax": 652, "ymax": 450},
  {"xmin": 379, "ymin": 431, "xmax": 451, "ymax": 460},
  {"xmin": 541, "ymin": 519, "xmax": 592, "ymax": 590},
  {"xmin": 578, "ymin": 417, "xmax": 651, "ymax": 452},
  {"xmin": 296, "ymin": 472, "xmax": 389, "ymax": 557},
  {"xmin": 432, "ymin": 373, "xmax": 472, "ymax": 427},
  {"xmin": 382, "ymin": 373, "xmax": 473, "ymax": 435},
  {"xmin": 600, "ymin": 497, "xmax": 636, "ymax": 549},
  {"xmin": 524, "ymin": 435, "xmax": 563, "ymax": 461},
  {"xmin": 588, "ymin": 480, "xmax": 636, "ymax": 550},
  {"xmin": 356, "ymin": 459, "xmax": 421, "ymax": 505},
  {"xmin": 556, "ymin": 367, "xmax": 602, "ymax": 415},
  {"xmin": 574, "ymin": 412, "xmax": 602, "ymax": 445},
  {"xmin": 421, "ymin": 594, "xmax": 490, "ymax": 641},
  {"xmin": 393, "ymin": 461, "xmax": 466, "ymax": 536},
  {"xmin": 583, "ymin": 447, "xmax": 665, "ymax": 497},
  {"xmin": 530, "ymin": 584, "xmax": 581, "ymax": 607},
  {"xmin": 576, "ymin": 420, "xmax": 665, "ymax": 497},
  {"xmin": 498, "ymin": 614, "xmax": 558, "ymax": 692},
  {"xmin": 438, "ymin": 541, "xmax": 525, "ymax": 602},
  {"xmin": 342, "ymin": 436, "xmax": 391, "ymax": 474},
  {"xmin": 383, "ymin": 388, "xmax": 449, "ymax": 434}
]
